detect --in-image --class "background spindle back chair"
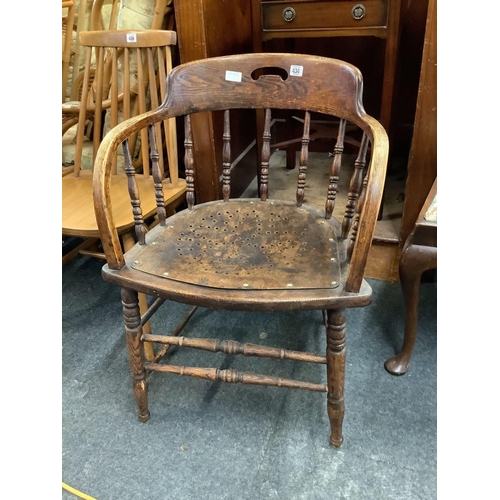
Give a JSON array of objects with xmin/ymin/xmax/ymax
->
[
  {"xmin": 93, "ymin": 53, "xmax": 388, "ymax": 447},
  {"xmin": 62, "ymin": 29, "xmax": 185, "ymax": 257},
  {"xmin": 62, "ymin": 30, "xmax": 186, "ymax": 360}
]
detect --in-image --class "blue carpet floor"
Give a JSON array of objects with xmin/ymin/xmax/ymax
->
[{"xmin": 62, "ymin": 255, "xmax": 437, "ymax": 500}]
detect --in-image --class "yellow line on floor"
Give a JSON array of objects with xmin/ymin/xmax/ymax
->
[{"xmin": 62, "ymin": 482, "xmax": 97, "ymax": 500}]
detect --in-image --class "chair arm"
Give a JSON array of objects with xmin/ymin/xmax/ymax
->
[
  {"xmin": 93, "ymin": 106, "xmax": 168, "ymax": 269},
  {"xmin": 345, "ymin": 116, "xmax": 389, "ymax": 293}
]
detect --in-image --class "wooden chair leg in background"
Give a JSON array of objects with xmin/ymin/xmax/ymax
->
[
  {"xmin": 122, "ymin": 231, "xmax": 155, "ymax": 361},
  {"xmin": 384, "ymin": 240, "xmax": 437, "ymax": 375}
]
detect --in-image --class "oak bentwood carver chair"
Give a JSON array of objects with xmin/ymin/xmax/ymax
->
[{"xmin": 93, "ymin": 53, "xmax": 388, "ymax": 447}]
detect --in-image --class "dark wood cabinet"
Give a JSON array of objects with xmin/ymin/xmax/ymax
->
[
  {"xmin": 399, "ymin": 0, "xmax": 436, "ymax": 244},
  {"xmin": 251, "ymin": 0, "xmax": 401, "ymax": 133},
  {"xmin": 172, "ymin": 0, "xmax": 436, "ymax": 264},
  {"xmin": 173, "ymin": 0, "xmax": 257, "ymax": 203}
]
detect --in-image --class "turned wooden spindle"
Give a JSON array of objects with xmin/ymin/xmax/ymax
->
[
  {"xmin": 326, "ymin": 309, "xmax": 347, "ymax": 447},
  {"xmin": 148, "ymin": 124, "xmax": 167, "ymax": 226},
  {"xmin": 260, "ymin": 108, "xmax": 272, "ymax": 201},
  {"xmin": 296, "ymin": 111, "xmax": 311, "ymax": 207},
  {"xmin": 184, "ymin": 115, "xmax": 195, "ymax": 209},
  {"xmin": 157, "ymin": 46, "xmax": 179, "ymax": 188},
  {"xmin": 122, "ymin": 139, "xmax": 147, "ymax": 245},
  {"xmin": 347, "ymin": 172, "xmax": 369, "ymax": 261},
  {"xmin": 91, "ymin": 46, "xmax": 105, "ymax": 167},
  {"xmin": 121, "ymin": 288, "xmax": 150, "ymax": 422},
  {"xmin": 147, "ymin": 46, "xmax": 165, "ymax": 177},
  {"xmin": 145, "ymin": 362, "xmax": 328, "ymax": 392},
  {"xmin": 135, "ymin": 47, "xmax": 150, "ymax": 177},
  {"xmin": 325, "ymin": 119, "xmax": 346, "ymax": 219},
  {"xmin": 142, "ymin": 334, "xmax": 327, "ymax": 364},
  {"xmin": 222, "ymin": 110, "xmax": 231, "ymax": 201},
  {"xmin": 342, "ymin": 133, "xmax": 369, "ymax": 238},
  {"xmin": 110, "ymin": 47, "xmax": 119, "ymax": 175}
]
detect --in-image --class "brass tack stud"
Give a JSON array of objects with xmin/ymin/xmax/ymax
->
[
  {"xmin": 243, "ymin": 283, "xmax": 249, "ymax": 287},
  {"xmin": 134, "ymin": 260, "xmax": 139, "ymax": 264},
  {"xmin": 332, "ymin": 281, "xmax": 337, "ymax": 285},
  {"xmin": 163, "ymin": 272, "xmax": 169, "ymax": 276},
  {"xmin": 331, "ymin": 257, "xmax": 336, "ymax": 261},
  {"xmin": 287, "ymin": 283, "xmax": 293, "ymax": 287}
]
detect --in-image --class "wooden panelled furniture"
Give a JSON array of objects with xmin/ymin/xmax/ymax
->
[
  {"xmin": 250, "ymin": 0, "xmax": 401, "ymax": 172},
  {"xmin": 398, "ymin": 0, "xmax": 436, "ymax": 245},
  {"xmin": 384, "ymin": 0, "xmax": 436, "ymax": 374},
  {"xmin": 173, "ymin": 0, "xmax": 258, "ymax": 203},
  {"xmin": 93, "ymin": 53, "xmax": 388, "ymax": 446},
  {"xmin": 385, "ymin": 178, "xmax": 436, "ymax": 375}
]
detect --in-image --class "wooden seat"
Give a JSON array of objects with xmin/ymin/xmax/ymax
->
[
  {"xmin": 385, "ymin": 178, "xmax": 437, "ymax": 375},
  {"xmin": 93, "ymin": 53, "xmax": 388, "ymax": 447}
]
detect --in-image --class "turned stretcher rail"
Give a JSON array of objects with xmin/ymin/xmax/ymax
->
[
  {"xmin": 145, "ymin": 363, "xmax": 328, "ymax": 392},
  {"xmin": 142, "ymin": 334, "xmax": 326, "ymax": 364}
]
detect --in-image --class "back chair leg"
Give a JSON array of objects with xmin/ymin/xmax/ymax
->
[
  {"xmin": 121, "ymin": 287, "xmax": 150, "ymax": 423},
  {"xmin": 325, "ymin": 308, "xmax": 347, "ymax": 447}
]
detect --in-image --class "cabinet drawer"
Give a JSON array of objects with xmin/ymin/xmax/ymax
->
[{"xmin": 262, "ymin": 1, "xmax": 388, "ymax": 32}]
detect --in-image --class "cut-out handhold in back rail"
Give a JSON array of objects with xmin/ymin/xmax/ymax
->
[{"xmin": 251, "ymin": 66, "xmax": 289, "ymax": 81}]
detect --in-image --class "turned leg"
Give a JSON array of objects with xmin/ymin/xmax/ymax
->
[
  {"xmin": 121, "ymin": 231, "xmax": 155, "ymax": 361},
  {"xmin": 384, "ymin": 239, "xmax": 437, "ymax": 376},
  {"xmin": 121, "ymin": 287, "xmax": 150, "ymax": 422},
  {"xmin": 325, "ymin": 308, "xmax": 347, "ymax": 447}
]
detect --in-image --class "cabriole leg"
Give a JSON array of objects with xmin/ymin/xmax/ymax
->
[
  {"xmin": 384, "ymin": 241, "xmax": 437, "ymax": 376},
  {"xmin": 326, "ymin": 308, "xmax": 347, "ymax": 447},
  {"xmin": 121, "ymin": 287, "xmax": 150, "ymax": 422}
]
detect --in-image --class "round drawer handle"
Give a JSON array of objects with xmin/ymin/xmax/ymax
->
[
  {"xmin": 282, "ymin": 7, "xmax": 296, "ymax": 22},
  {"xmin": 351, "ymin": 4, "xmax": 366, "ymax": 20}
]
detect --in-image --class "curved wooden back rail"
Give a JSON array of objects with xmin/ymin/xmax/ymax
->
[
  {"xmin": 93, "ymin": 53, "xmax": 388, "ymax": 447},
  {"xmin": 71, "ymin": 29, "xmax": 178, "ymax": 177}
]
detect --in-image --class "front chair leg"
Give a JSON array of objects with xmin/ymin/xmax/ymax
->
[
  {"xmin": 325, "ymin": 308, "xmax": 347, "ymax": 447},
  {"xmin": 121, "ymin": 287, "xmax": 150, "ymax": 423}
]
